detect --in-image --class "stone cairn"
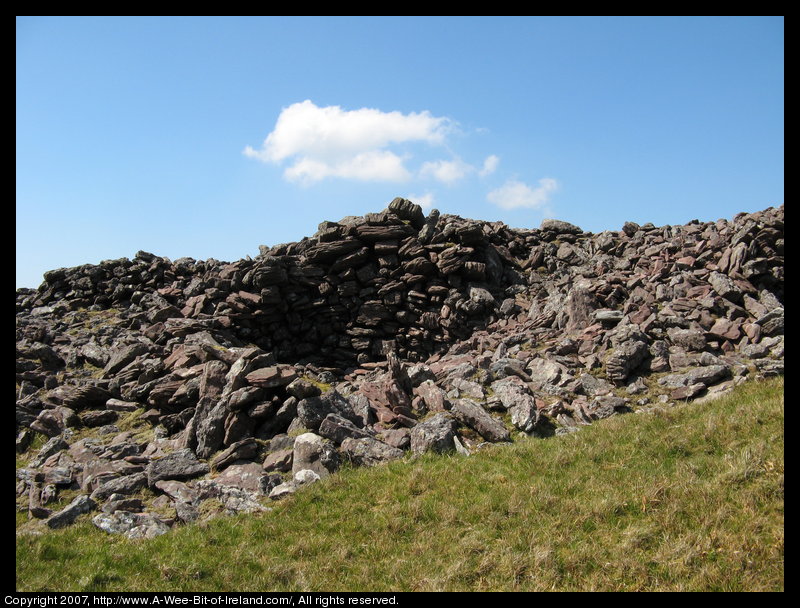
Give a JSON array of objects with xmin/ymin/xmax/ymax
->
[{"xmin": 16, "ymin": 198, "xmax": 783, "ymax": 538}]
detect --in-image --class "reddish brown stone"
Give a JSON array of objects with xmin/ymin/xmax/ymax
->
[
  {"xmin": 708, "ymin": 318, "xmax": 742, "ymax": 341},
  {"xmin": 245, "ymin": 365, "xmax": 297, "ymax": 388},
  {"xmin": 670, "ymin": 384, "xmax": 706, "ymax": 401}
]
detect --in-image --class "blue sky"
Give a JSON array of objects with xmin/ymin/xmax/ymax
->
[{"xmin": 16, "ymin": 16, "xmax": 784, "ymax": 289}]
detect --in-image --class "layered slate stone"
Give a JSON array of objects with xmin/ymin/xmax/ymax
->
[{"xmin": 146, "ymin": 448, "xmax": 209, "ymax": 487}]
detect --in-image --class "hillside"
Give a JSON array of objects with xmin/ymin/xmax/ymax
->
[
  {"xmin": 16, "ymin": 376, "xmax": 784, "ymax": 591},
  {"xmin": 16, "ymin": 198, "xmax": 783, "ymax": 549}
]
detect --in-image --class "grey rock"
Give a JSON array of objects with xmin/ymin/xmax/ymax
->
[
  {"xmin": 294, "ymin": 469, "xmax": 321, "ymax": 485},
  {"xmin": 449, "ymin": 377, "xmax": 485, "ymax": 400},
  {"xmin": 658, "ymin": 365, "xmax": 730, "ymax": 389},
  {"xmin": 708, "ymin": 271, "xmax": 742, "ymax": 303},
  {"xmin": 594, "ymin": 309, "xmax": 624, "ymax": 324},
  {"xmin": 606, "ymin": 340, "xmax": 649, "ymax": 383},
  {"xmin": 80, "ymin": 409, "xmax": 118, "ymax": 427},
  {"xmin": 509, "ymin": 399, "xmax": 541, "ymax": 434},
  {"xmin": 667, "ymin": 328, "xmax": 707, "ymax": 352},
  {"xmin": 211, "ymin": 462, "xmax": 267, "ymax": 494},
  {"xmin": 376, "ymin": 428, "xmax": 411, "ymax": 450},
  {"xmin": 92, "ymin": 511, "xmax": 170, "ymax": 539},
  {"xmin": 526, "ymin": 358, "xmax": 563, "ymax": 390},
  {"xmin": 269, "ymin": 480, "xmax": 299, "ymax": 500},
  {"xmin": 91, "ymin": 472, "xmax": 148, "ymax": 502},
  {"xmin": 741, "ymin": 343, "xmax": 770, "ymax": 359},
  {"xmin": 154, "ymin": 480, "xmax": 199, "ymax": 505},
  {"xmin": 587, "ymin": 395, "xmax": 630, "ymax": 420},
  {"xmin": 40, "ymin": 483, "xmax": 58, "ymax": 505},
  {"xmin": 146, "ymin": 448, "xmax": 209, "ymax": 486},
  {"xmin": 296, "ymin": 390, "xmax": 358, "ymax": 432},
  {"xmin": 754, "ymin": 359, "xmax": 784, "ymax": 377},
  {"xmin": 469, "ymin": 286, "xmax": 495, "ymax": 308},
  {"xmin": 490, "ymin": 376, "xmax": 533, "ymax": 410},
  {"xmin": 410, "ymin": 413, "xmax": 458, "ymax": 455},
  {"xmin": 195, "ymin": 479, "xmax": 271, "ymax": 513},
  {"xmin": 262, "ymin": 448, "xmax": 293, "ymax": 473},
  {"xmin": 291, "ymin": 432, "xmax": 339, "ymax": 478},
  {"xmin": 758, "ymin": 290, "xmax": 782, "ymax": 312},
  {"xmin": 285, "ymin": 378, "xmax": 322, "ymax": 399},
  {"xmin": 46, "ymin": 494, "xmax": 96, "ymax": 529},
  {"xmin": 576, "ymin": 373, "xmax": 614, "ymax": 397},
  {"xmin": 195, "ymin": 402, "xmax": 228, "ymax": 459},
  {"xmin": 105, "ymin": 398, "xmax": 141, "ymax": 412},
  {"xmin": 211, "ymin": 438, "xmax": 259, "ymax": 471},
  {"xmin": 388, "ymin": 197, "xmax": 425, "ymax": 229},
  {"xmin": 451, "ymin": 399, "xmax": 510, "ymax": 442},
  {"xmin": 42, "ymin": 464, "xmax": 75, "ymax": 486},
  {"xmin": 755, "ymin": 308, "xmax": 784, "ymax": 336},
  {"xmin": 29, "ymin": 436, "xmax": 70, "ymax": 468},
  {"xmin": 101, "ymin": 496, "xmax": 145, "ymax": 514},
  {"xmin": 540, "ymin": 219, "xmax": 582, "ymax": 234},
  {"xmin": 30, "ymin": 407, "xmax": 79, "ymax": 437},
  {"xmin": 318, "ymin": 413, "xmax": 374, "ymax": 445},
  {"xmin": 103, "ymin": 344, "xmax": 149, "ymax": 378},
  {"xmin": 340, "ymin": 436, "xmax": 405, "ymax": 467}
]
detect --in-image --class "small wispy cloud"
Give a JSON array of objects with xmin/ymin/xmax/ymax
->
[
  {"xmin": 479, "ymin": 154, "xmax": 500, "ymax": 177},
  {"xmin": 420, "ymin": 154, "xmax": 500, "ymax": 184},
  {"xmin": 419, "ymin": 158, "xmax": 472, "ymax": 185},
  {"xmin": 407, "ymin": 192, "xmax": 436, "ymax": 210},
  {"xmin": 487, "ymin": 178, "xmax": 558, "ymax": 210},
  {"xmin": 244, "ymin": 100, "xmax": 452, "ymax": 184}
]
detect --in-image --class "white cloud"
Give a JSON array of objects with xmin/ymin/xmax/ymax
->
[
  {"xmin": 284, "ymin": 150, "xmax": 411, "ymax": 183},
  {"xmin": 244, "ymin": 100, "xmax": 451, "ymax": 183},
  {"xmin": 419, "ymin": 158, "xmax": 473, "ymax": 185},
  {"xmin": 407, "ymin": 192, "xmax": 436, "ymax": 210},
  {"xmin": 419, "ymin": 153, "xmax": 500, "ymax": 184},
  {"xmin": 487, "ymin": 178, "xmax": 558, "ymax": 210},
  {"xmin": 479, "ymin": 154, "xmax": 500, "ymax": 176}
]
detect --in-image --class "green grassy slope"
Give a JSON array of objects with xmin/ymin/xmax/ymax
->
[{"xmin": 16, "ymin": 377, "xmax": 784, "ymax": 592}]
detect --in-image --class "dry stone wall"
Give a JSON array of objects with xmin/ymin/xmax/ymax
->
[
  {"xmin": 18, "ymin": 198, "xmax": 531, "ymax": 368},
  {"xmin": 16, "ymin": 198, "xmax": 783, "ymax": 538}
]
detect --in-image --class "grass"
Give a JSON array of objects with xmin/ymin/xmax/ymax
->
[{"xmin": 16, "ymin": 377, "xmax": 783, "ymax": 592}]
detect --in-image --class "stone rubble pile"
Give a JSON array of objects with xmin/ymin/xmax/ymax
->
[{"xmin": 16, "ymin": 198, "xmax": 783, "ymax": 538}]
